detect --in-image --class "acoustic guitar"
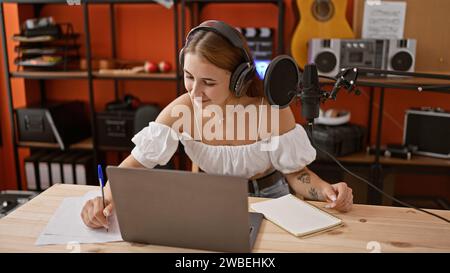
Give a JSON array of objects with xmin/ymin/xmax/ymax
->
[{"xmin": 291, "ymin": 0, "xmax": 355, "ymax": 69}]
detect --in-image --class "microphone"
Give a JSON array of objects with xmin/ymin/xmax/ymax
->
[
  {"xmin": 263, "ymin": 55, "xmax": 358, "ymax": 123},
  {"xmin": 263, "ymin": 55, "xmax": 325, "ymax": 123},
  {"xmin": 300, "ymin": 64, "xmax": 322, "ymax": 123}
]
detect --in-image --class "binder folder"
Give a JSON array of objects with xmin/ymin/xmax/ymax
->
[
  {"xmin": 62, "ymin": 151, "xmax": 86, "ymax": 184},
  {"xmin": 50, "ymin": 152, "xmax": 70, "ymax": 184},
  {"xmin": 75, "ymin": 154, "xmax": 93, "ymax": 185},
  {"xmin": 38, "ymin": 151, "xmax": 63, "ymax": 190},
  {"xmin": 24, "ymin": 151, "xmax": 48, "ymax": 191}
]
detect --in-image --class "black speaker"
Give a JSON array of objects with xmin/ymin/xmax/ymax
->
[
  {"xmin": 106, "ymin": 94, "xmax": 141, "ymax": 111},
  {"xmin": 97, "ymin": 104, "xmax": 161, "ymax": 149},
  {"xmin": 308, "ymin": 39, "xmax": 340, "ymax": 77},
  {"xmin": 387, "ymin": 39, "xmax": 416, "ymax": 73},
  {"xmin": 97, "ymin": 110, "xmax": 135, "ymax": 148}
]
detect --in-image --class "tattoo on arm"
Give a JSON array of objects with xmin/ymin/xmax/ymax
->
[
  {"xmin": 297, "ymin": 172, "xmax": 311, "ymax": 184},
  {"xmin": 308, "ymin": 187, "xmax": 319, "ymax": 200}
]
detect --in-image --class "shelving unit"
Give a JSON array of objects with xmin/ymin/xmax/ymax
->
[
  {"xmin": 1, "ymin": 0, "xmax": 181, "ymax": 190},
  {"xmin": 2, "ymin": 0, "xmax": 285, "ymax": 191},
  {"xmin": 317, "ymin": 75, "xmax": 450, "ymax": 205},
  {"xmin": 180, "ymin": 0, "xmax": 285, "ymax": 55}
]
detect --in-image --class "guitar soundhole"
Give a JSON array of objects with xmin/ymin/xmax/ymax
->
[{"xmin": 312, "ymin": 0, "xmax": 335, "ymax": 22}]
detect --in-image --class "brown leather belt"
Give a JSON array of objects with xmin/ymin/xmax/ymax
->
[{"xmin": 248, "ymin": 170, "xmax": 284, "ymax": 194}]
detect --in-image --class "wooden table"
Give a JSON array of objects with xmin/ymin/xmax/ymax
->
[{"xmin": 0, "ymin": 184, "xmax": 449, "ymax": 253}]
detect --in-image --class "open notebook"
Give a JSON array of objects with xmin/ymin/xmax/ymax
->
[{"xmin": 250, "ymin": 194, "xmax": 343, "ymax": 237}]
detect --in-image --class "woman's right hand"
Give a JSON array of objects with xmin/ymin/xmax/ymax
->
[{"xmin": 81, "ymin": 197, "xmax": 114, "ymax": 229}]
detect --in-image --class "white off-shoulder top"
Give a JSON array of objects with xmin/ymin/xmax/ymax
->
[{"xmin": 131, "ymin": 121, "xmax": 316, "ymax": 179}]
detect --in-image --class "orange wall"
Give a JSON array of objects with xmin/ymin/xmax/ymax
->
[
  {"xmin": 0, "ymin": 4, "xmax": 41, "ymax": 190},
  {"xmin": 0, "ymin": 4, "xmax": 24, "ymax": 190},
  {"xmin": 0, "ymin": 2, "xmax": 448, "ymax": 200},
  {"xmin": 0, "ymin": 31, "xmax": 5, "ymax": 186}
]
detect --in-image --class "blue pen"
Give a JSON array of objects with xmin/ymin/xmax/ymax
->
[{"xmin": 97, "ymin": 164, "xmax": 108, "ymax": 232}]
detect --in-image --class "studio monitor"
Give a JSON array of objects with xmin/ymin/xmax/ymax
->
[
  {"xmin": 387, "ymin": 39, "xmax": 416, "ymax": 72},
  {"xmin": 308, "ymin": 39, "xmax": 340, "ymax": 77}
]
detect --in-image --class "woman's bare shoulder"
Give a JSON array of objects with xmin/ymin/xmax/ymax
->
[
  {"xmin": 155, "ymin": 92, "xmax": 193, "ymax": 128},
  {"xmin": 260, "ymin": 97, "xmax": 296, "ymax": 137}
]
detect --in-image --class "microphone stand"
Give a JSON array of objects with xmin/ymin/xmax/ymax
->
[{"xmin": 316, "ymin": 67, "xmax": 450, "ymax": 205}]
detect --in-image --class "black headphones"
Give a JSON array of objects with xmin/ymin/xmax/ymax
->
[{"xmin": 179, "ymin": 20, "xmax": 256, "ymax": 97}]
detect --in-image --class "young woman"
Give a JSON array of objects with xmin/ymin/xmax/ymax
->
[{"xmin": 81, "ymin": 20, "xmax": 353, "ymax": 230}]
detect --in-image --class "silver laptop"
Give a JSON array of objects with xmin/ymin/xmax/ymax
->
[{"xmin": 106, "ymin": 166, "xmax": 263, "ymax": 252}]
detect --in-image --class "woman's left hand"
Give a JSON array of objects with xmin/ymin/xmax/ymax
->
[{"xmin": 321, "ymin": 182, "xmax": 353, "ymax": 212}]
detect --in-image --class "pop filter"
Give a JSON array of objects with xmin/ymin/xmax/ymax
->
[{"xmin": 264, "ymin": 55, "xmax": 301, "ymax": 108}]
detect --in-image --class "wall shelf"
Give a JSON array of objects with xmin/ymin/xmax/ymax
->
[
  {"xmin": 11, "ymin": 71, "xmax": 88, "ymax": 79},
  {"xmin": 17, "ymin": 137, "xmax": 93, "ymax": 150},
  {"xmin": 9, "ymin": 71, "xmax": 181, "ymax": 81},
  {"xmin": 93, "ymin": 71, "xmax": 178, "ymax": 81}
]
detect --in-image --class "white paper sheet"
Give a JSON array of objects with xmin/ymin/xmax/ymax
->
[
  {"xmin": 35, "ymin": 191, "xmax": 123, "ymax": 246},
  {"xmin": 362, "ymin": 0, "xmax": 407, "ymax": 39}
]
